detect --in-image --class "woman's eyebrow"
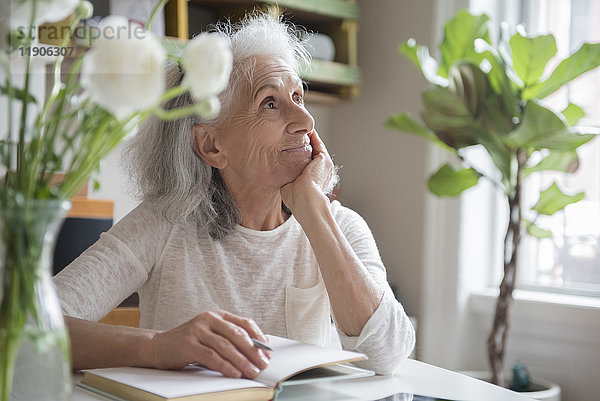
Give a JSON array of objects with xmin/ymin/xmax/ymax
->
[{"xmin": 253, "ymin": 82, "xmax": 280, "ymax": 100}]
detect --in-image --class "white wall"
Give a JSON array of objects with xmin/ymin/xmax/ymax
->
[
  {"xmin": 88, "ymin": 142, "xmax": 139, "ymax": 222},
  {"xmin": 468, "ymin": 291, "xmax": 600, "ymax": 401}
]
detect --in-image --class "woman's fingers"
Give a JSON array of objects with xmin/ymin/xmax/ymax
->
[
  {"xmin": 305, "ymin": 151, "xmax": 334, "ymax": 193},
  {"xmin": 208, "ymin": 313, "xmax": 270, "ymax": 372},
  {"xmin": 197, "ymin": 328, "xmax": 262, "ymax": 379},
  {"xmin": 150, "ymin": 311, "xmax": 270, "ymax": 379},
  {"xmin": 193, "ymin": 343, "xmax": 243, "ymax": 378},
  {"xmin": 220, "ymin": 311, "xmax": 267, "ymax": 343},
  {"xmin": 309, "ymin": 129, "xmax": 328, "ymax": 155},
  {"xmin": 306, "ymin": 130, "xmax": 333, "ymax": 186}
]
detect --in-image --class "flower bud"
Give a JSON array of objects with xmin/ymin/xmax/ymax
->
[
  {"xmin": 76, "ymin": 1, "xmax": 94, "ymax": 20},
  {"xmin": 80, "ymin": 17, "xmax": 166, "ymax": 119},
  {"xmin": 181, "ymin": 33, "xmax": 232, "ymax": 100},
  {"xmin": 196, "ymin": 96, "xmax": 221, "ymax": 119}
]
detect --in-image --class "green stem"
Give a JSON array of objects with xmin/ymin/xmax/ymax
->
[
  {"xmin": 63, "ymin": 112, "xmax": 140, "ymax": 198},
  {"xmin": 456, "ymin": 152, "xmax": 505, "ymax": 193},
  {"xmin": 35, "ymin": 20, "xmax": 84, "ymax": 194},
  {"xmin": 159, "ymin": 84, "xmax": 187, "ymax": 103},
  {"xmin": 0, "ymin": 217, "xmax": 28, "ymax": 401},
  {"xmin": 39, "ymin": 81, "xmax": 86, "ymax": 175},
  {"xmin": 151, "ymin": 104, "xmax": 201, "ymax": 120},
  {"xmin": 50, "ymin": 15, "xmax": 81, "ymax": 100},
  {"xmin": 16, "ymin": 0, "xmax": 39, "ymax": 195},
  {"xmin": 37, "ymin": 13, "xmax": 82, "ymax": 125},
  {"xmin": 60, "ymin": 114, "xmax": 115, "ymax": 197},
  {"xmin": 0, "ymin": 332, "xmax": 21, "ymax": 401},
  {"xmin": 36, "ymin": 59, "xmax": 84, "ymax": 193},
  {"xmin": 1, "ymin": 59, "xmax": 14, "ymax": 176},
  {"xmin": 146, "ymin": 0, "xmax": 170, "ymax": 32},
  {"xmin": 0, "ymin": 200, "xmax": 71, "ymax": 401}
]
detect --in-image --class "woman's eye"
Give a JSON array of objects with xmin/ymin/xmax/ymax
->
[
  {"xmin": 262, "ymin": 97, "xmax": 277, "ymax": 110},
  {"xmin": 293, "ymin": 94, "xmax": 304, "ymax": 105}
]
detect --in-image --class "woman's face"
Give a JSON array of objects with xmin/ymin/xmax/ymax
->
[{"xmin": 215, "ymin": 55, "xmax": 315, "ymax": 189}]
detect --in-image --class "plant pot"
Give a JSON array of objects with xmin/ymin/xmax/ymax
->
[
  {"xmin": 460, "ymin": 371, "xmax": 561, "ymax": 401},
  {"xmin": 0, "ymin": 199, "xmax": 72, "ymax": 401}
]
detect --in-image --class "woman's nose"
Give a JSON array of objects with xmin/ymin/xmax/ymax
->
[{"xmin": 286, "ymin": 102, "xmax": 314, "ymax": 135}]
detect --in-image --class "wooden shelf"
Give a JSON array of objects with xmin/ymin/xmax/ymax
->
[
  {"xmin": 305, "ymin": 90, "xmax": 348, "ymax": 105},
  {"xmin": 67, "ymin": 197, "xmax": 114, "ymax": 219},
  {"xmin": 164, "ymin": 0, "xmax": 360, "ymax": 99},
  {"xmin": 259, "ymin": 0, "xmax": 358, "ymax": 20},
  {"xmin": 99, "ymin": 307, "xmax": 140, "ymax": 328},
  {"xmin": 301, "ymin": 59, "xmax": 360, "ymax": 94},
  {"xmin": 186, "ymin": 0, "xmax": 358, "ymax": 20}
]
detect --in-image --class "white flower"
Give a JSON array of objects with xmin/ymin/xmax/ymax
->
[
  {"xmin": 196, "ymin": 96, "xmax": 221, "ymax": 119},
  {"xmin": 181, "ymin": 33, "xmax": 232, "ymax": 100},
  {"xmin": 5, "ymin": 0, "xmax": 80, "ymax": 29},
  {"xmin": 81, "ymin": 16, "xmax": 166, "ymax": 119}
]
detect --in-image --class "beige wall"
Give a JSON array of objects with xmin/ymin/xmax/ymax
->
[{"xmin": 325, "ymin": 0, "xmax": 436, "ymax": 318}]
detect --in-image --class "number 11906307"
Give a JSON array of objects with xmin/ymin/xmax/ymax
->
[{"xmin": 19, "ymin": 46, "xmax": 74, "ymax": 57}]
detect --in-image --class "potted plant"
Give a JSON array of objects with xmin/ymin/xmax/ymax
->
[{"xmin": 385, "ymin": 8, "xmax": 599, "ymax": 393}]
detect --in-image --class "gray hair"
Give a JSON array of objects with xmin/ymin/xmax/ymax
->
[{"xmin": 123, "ymin": 13, "xmax": 322, "ymax": 239}]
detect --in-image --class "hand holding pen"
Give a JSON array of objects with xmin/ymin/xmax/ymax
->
[{"xmin": 150, "ymin": 310, "xmax": 272, "ymax": 379}]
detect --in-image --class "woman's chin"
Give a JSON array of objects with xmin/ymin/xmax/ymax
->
[{"xmin": 278, "ymin": 158, "xmax": 312, "ymax": 186}]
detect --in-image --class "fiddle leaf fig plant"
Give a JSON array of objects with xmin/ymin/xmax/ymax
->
[{"xmin": 386, "ymin": 9, "xmax": 600, "ymax": 386}]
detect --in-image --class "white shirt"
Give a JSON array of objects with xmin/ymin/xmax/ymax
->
[{"xmin": 54, "ymin": 200, "xmax": 415, "ymax": 374}]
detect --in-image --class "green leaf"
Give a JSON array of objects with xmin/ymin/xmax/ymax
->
[
  {"xmin": 400, "ymin": 39, "xmax": 421, "ymax": 67},
  {"xmin": 475, "ymin": 41, "xmax": 520, "ymax": 116},
  {"xmin": 476, "ymin": 127, "xmax": 513, "ymax": 183},
  {"xmin": 478, "ymin": 89, "xmax": 517, "ymax": 136},
  {"xmin": 421, "ymin": 86, "xmax": 479, "ymax": 148},
  {"xmin": 509, "ymin": 32, "xmax": 557, "ymax": 87},
  {"xmin": 524, "ymin": 219, "xmax": 553, "ymax": 239},
  {"xmin": 0, "ymin": 84, "xmax": 37, "ymax": 105},
  {"xmin": 561, "ymin": 103, "xmax": 585, "ymax": 126},
  {"xmin": 524, "ymin": 150, "xmax": 578, "ymax": 178},
  {"xmin": 400, "ymin": 39, "xmax": 448, "ymax": 86},
  {"xmin": 523, "ymin": 42, "xmax": 600, "ymax": 99},
  {"xmin": 507, "ymin": 100, "xmax": 595, "ymax": 151},
  {"xmin": 385, "ymin": 112, "xmax": 437, "ymax": 141},
  {"xmin": 427, "ymin": 163, "xmax": 481, "ymax": 197},
  {"xmin": 439, "ymin": 10, "xmax": 491, "ymax": 78},
  {"xmin": 531, "ymin": 182, "xmax": 584, "ymax": 215},
  {"xmin": 385, "ymin": 112, "xmax": 454, "ymax": 151},
  {"xmin": 448, "ymin": 61, "xmax": 490, "ymax": 117}
]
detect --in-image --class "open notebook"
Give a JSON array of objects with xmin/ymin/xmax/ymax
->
[{"xmin": 78, "ymin": 335, "xmax": 374, "ymax": 401}]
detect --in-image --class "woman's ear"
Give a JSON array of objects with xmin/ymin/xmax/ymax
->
[{"xmin": 192, "ymin": 124, "xmax": 228, "ymax": 169}]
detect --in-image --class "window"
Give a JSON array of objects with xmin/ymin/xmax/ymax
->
[
  {"xmin": 520, "ymin": 0, "xmax": 600, "ymax": 296},
  {"xmin": 470, "ymin": 0, "xmax": 600, "ymax": 296}
]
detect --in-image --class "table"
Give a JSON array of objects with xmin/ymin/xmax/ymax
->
[{"xmin": 71, "ymin": 359, "xmax": 534, "ymax": 401}]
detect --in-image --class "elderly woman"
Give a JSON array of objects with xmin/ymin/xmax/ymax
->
[{"xmin": 54, "ymin": 14, "xmax": 415, "ymax": 378}]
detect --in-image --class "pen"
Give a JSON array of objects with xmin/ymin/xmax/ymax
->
[{"xmin": 252, "ymin": 338, "xmax": 273, "ymax": 352}]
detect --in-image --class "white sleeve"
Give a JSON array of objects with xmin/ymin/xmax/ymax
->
[
  {"xmin": 53, "ymin": 200, "xmax": 172, "ymax": 321},
  {"xmin": 332, "ymin": 202, "xmax": 416, "ymax": 374}
]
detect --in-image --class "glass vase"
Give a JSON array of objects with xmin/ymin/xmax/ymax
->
[{"xmin": 0, "ymin": 199, "xmax": 72, "ymax": 401}]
